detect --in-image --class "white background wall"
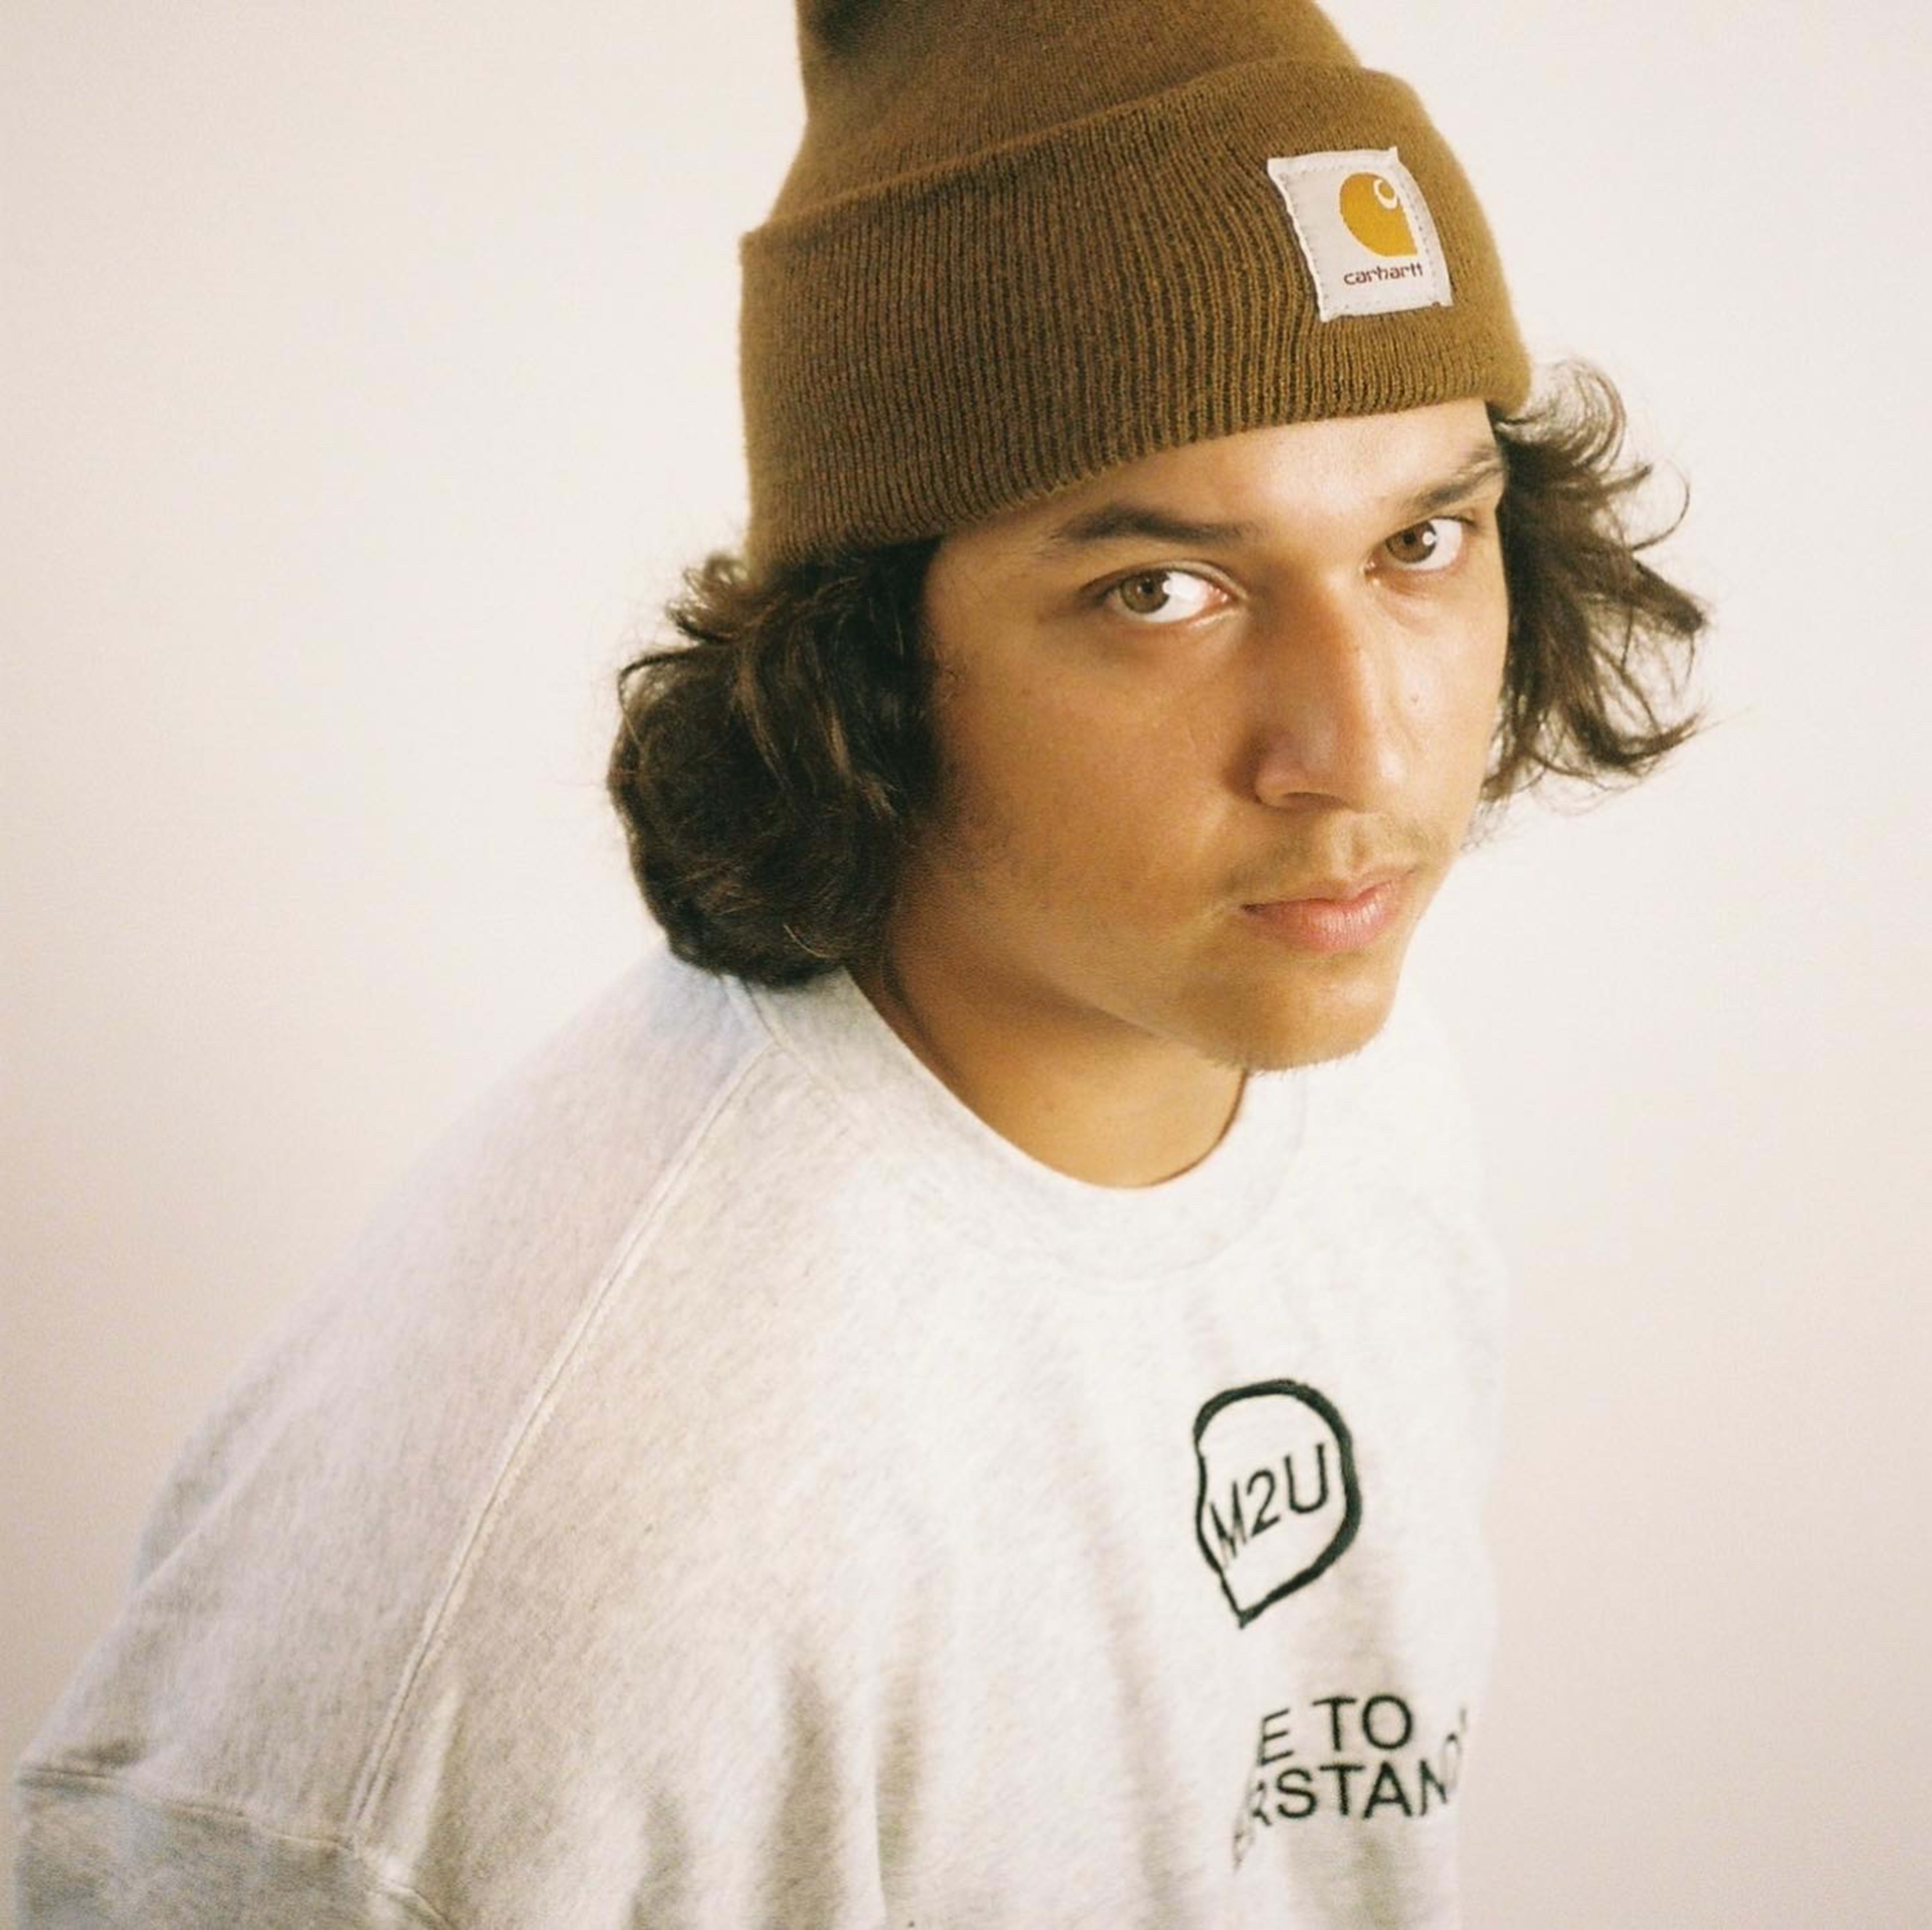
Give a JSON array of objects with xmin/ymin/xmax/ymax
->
[{"xmin": 5, "ymin": 2, "xmax": 1927, "ymax": 1922}]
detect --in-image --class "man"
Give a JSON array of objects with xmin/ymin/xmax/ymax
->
[{"xmin": 14, "ymin": 1, "xmax": 1707, "ymax": 1923}]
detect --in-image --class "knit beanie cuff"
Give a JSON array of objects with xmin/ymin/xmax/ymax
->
[{"xmin": 739, "ymin": 54, "xmax": 1533, "ymax": 575}]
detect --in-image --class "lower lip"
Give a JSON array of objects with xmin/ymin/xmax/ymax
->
[{"xmin": 1241, "ymin": 874, "xmax": 1412, "ymax": 954}]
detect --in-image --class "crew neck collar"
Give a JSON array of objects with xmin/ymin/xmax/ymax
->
[{"xmin": 734, "ymin": 968, "xmax": 1312, "ymax": 1279}]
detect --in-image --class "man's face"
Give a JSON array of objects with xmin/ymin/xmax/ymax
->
[{"xmin": 885, "ymin": 397, "xmax": 1510, "ymax": 1075}]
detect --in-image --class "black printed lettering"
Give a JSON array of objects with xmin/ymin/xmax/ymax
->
[
  {"xmin": 1234, "ymin": 1691, "xmax": 1467, "ymax": 1865},
  {"xmin": 1317, "ymin": 1761, "xmax": 1366, "ymax": 1816},
  {"xmin": 1312, "ymin": 1694, "xmax": 1355, "ymax": 1749},
  {"xmin": 1282, "ymin": 1443, "xmax": 1330, "ymax": 1515},
  {"xmin": 1343, "ymin": 260, "xmax": 1425, "ymax": 286},
  {"xmin": 1246, "ymin": 1780, "xmax": 1271, "ymax": 1830},
  {"xmin": 1362, "ymin": 1760, "xmax": 1415, "ymax": 1819},
  {"xmin": 1208, "ymin": 1484, "xmax": 1248, "ymax": 1562},
  {"xmin": 1272, "ymin": 1766, "xmax": 1317, "ymax": 1820},
  {"xmin": 1361, "ymin": 1694, "xmax": 1414, "ymax": 1751},
  {"xmin": 1248, "ymin": 1465, "xmax": 1281, "ymax": 1536}
]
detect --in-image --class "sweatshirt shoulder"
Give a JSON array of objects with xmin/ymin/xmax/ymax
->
[
  {"xmin": 1299, "ymin": 976, "xmax": 1494, "ymax": 1216},
  {"xmin": 390, "ymin": 942, "xmax": 770, "ymax": 1249},
  {"xmin": 13, "ymin": 946, "xmax": 777, "ymax": 1851}
]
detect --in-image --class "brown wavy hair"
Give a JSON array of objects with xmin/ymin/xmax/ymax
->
[{"xmin": 608, "ymin": 358, "xmax": 1715, "ymax": 986}]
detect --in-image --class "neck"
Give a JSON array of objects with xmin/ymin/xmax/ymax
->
[{"xmin": 852, "ymin": 947, "xmax": 1244, "ymax": 1189}]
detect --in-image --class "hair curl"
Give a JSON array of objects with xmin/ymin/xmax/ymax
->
[{"xmin": 608, "ymin": 357, "xmax": 1714, "ymax": 986}]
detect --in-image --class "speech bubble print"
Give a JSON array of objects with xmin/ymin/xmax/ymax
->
[
  {"xmin": 1194, "ymin": 1380, "xmax": 1361, "ymax": 1627},
  {"xmin": 1338, "ymin": 171, "xmax": 1418, "ymax": 258}
]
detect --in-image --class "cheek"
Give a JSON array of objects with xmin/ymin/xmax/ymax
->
[
  {"xmin": 1413, "ymin": 600, "xmax": 1509, "ymax": 771},
  {"xmin": 937, "ymin": 665, "xmax": 1209, "ymax": 883},
  {"xmin": 1465, "ymin": 618, "xmax": 1512, "ymax": 758},
  {"xmin": 1427, "ymin": 648, "xmax": 1502, "ymax": 741}
]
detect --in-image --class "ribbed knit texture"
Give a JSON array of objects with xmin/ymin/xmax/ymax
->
[{"xmin": 738, "ymin": 0, "xmax": 1533, "ymax": 573}]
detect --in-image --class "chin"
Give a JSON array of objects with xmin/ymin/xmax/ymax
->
[{"xmin": 1191, "ymin": 963, "xmax": 1404, "ymax": 1074}]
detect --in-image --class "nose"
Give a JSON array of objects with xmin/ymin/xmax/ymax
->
[{"xmin": 1244, "ymin": 586, "xmax": 1419, "ymax": 810}]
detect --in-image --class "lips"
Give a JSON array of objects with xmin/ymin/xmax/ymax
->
[
  {"xmin": 1244, "ymin": 866, "xmax": 1411, "ymax": 907},
  {"xmin": 1239, "ymin": 870, "xmax": 1414, "ymax": 954}
]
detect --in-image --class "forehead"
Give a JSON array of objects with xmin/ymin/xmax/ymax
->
[{"xmin": 944, "ymin": 397, "xmax": 1499, "ymax": 569}]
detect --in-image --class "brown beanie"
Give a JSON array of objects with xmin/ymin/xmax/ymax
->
[{"xmin": 737, "ymin": 0, "xmax": 1534, "ymax": 575}]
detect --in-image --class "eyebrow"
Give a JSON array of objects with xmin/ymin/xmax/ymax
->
[{"xmin": 1028, "ymin": 439, "xmax": 1508, "ymax": 558}]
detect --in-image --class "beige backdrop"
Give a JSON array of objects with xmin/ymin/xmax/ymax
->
[{"xmin": 6, "ymin": 2, "xmax": 1929, "ymax": 1922}]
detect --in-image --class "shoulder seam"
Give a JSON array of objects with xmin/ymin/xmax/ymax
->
[
  {"xmin": 16, "ymin": 1765, "xmax": 459, "ymax": 1929},
  {"xmin": 346, "ymin": 1024, "xmax": 777, "ymax": 1835}
]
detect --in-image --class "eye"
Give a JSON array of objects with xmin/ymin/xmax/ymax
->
[
  {"xmin": 1097, "ymin": 566, "xmax": 1225, "ymax": 626},
  {"xmin": 1380, "ymin": 515, "xmax": 1475, "ymax": 575}
]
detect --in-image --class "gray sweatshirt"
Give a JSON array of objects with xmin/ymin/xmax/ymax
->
[{"xmin": 14, "ymin": 946, "xmax": 1510, "ymax": 1926}]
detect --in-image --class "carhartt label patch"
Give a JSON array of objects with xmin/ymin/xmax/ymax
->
[{"xmin": 1265, "ymin": 147, "xmax": 1453, "ymax": 319}]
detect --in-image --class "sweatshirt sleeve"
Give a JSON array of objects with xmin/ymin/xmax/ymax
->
[{"xmin": 13, "ymin": 1770, "xmax": 452, "ymax": 1930}]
